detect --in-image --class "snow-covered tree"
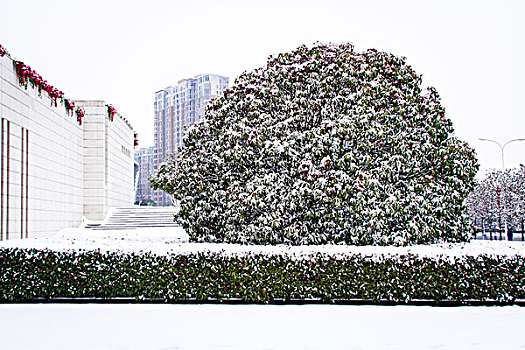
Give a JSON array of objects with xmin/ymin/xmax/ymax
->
[
  {"xmin": 151, "ymin": 43, "xmax": 478, "ymax": 246},
  {"xmin": 468, "ymin": 171, "xmax": 503, "ymax": 232},
  {"xmin": 468, "ymin": 168, "xmax": 525, "ymax": 232},
  {"xmin": 506, "ymin": 168, "xmax": 525, "ymax": 230}
]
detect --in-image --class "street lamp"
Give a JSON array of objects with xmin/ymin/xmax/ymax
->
[{"xmin": 478, "ymin": 138, "xmax": 525, "ymax": 170}]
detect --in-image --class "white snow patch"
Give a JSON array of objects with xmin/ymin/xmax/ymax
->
[{"xmin": 0, "ymin": 227, "xmax": 523, "ymax": 260}]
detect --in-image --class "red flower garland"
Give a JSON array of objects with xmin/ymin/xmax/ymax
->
[
  {"xmin": 104, "ymin": 104, "xmax": 137, "ymax": 146},
  {"xmin": 14, "ymin": 60, "xmax": 64, "ymax": 107},
  {"xmin": 75, "ymin": 107, "xmax": 85, "ymax": 125},
  {"xmin": 106, "ymin": 104, "xmax": 117, "ymax": 121},
  {"xmin": 4, "ymin": 43, "xmax": 138, "ymax": 140}
]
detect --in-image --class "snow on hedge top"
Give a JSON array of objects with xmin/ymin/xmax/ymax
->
[
  {"xmin": 0, "ymin": 228, "xmax": 522, "ymax": 262},
  {"xmin": 151, "ymin": 43, "xmax": 478, "ymax": 246}
]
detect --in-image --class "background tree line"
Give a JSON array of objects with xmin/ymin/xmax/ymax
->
[{"xmin": 468, "ymin": 167, "xmax": 525, "ymax": 240}]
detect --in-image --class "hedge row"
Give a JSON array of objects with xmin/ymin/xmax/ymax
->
[{"xmin": 1, "ymin": 248, "xmax": 524, "ymax": 303}]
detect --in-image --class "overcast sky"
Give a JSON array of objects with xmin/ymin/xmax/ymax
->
[{"xmin": 1, "ymin": 0, "xmax": 523, "ymax": 176}]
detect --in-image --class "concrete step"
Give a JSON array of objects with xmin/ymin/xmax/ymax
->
[{"xmin": 84, "ymin": 206, "xmax": 180, "ymax": 230}]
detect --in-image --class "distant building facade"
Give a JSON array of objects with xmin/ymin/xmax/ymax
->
[
  {"xmin": 134, "ymin": 146, "xmax": 157, "ymax": 205},
  {"xmin": 135, "ymin": 73, "xmax": 229, "ymax": 206}
]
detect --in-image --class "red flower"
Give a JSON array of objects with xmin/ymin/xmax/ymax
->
[
  {"xmin": 75, "ymin": 107, "xmax": 85, "ymax": 125},
  {"xmin": 64, "ymin": 99, "xmax": 76, "ymax": 116},
  {"xmin": 106, "ymin": 104, "xmax": 117, "ymax": 121}
]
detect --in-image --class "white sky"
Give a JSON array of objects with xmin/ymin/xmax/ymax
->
[{"xmin": 1, "ymin": 0, "xmax": 523, "ymax": 176}]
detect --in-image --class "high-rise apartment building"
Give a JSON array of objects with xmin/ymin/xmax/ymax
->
[
  {"xmin": 135, "ymin": 73, "xmax": 229, "ymax": 206},
  {"xmin": 154, "ymin": 74, "xmax": 229, "ymax": 161}
]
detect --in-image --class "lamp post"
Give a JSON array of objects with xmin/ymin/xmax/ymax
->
[
  {"xmin": 478, "ymin": 138, "xmax": 525, "ymax": 170},
  {"xmin": 479, "ymin": 138, "xmax": 525, "ymax": 241}
]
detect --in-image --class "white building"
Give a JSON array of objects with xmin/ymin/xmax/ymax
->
[
  {"xmin": 77, "ymin": 100, "xmax": 135, "ymax": 221},
  {"xmin": 0, "ymin": 45, "xmax": 135, "ymax": 239}
]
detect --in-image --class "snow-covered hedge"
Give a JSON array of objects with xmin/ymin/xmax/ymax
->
[
  {"xmin": 151, "ymin": 43, "xmax": 478, "ymax": 246},
  {"xmin": 1, "ymin": 248, "xmax": 522, "ymax": 303}
]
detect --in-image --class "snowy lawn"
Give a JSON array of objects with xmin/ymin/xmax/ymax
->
[
  {"xmin": 0, "ymin": 304, "xmax": 524, "ymax": 350},
  {"xmin": 0, "ymin": 227, "xmax": 523, "ymax": 259}
]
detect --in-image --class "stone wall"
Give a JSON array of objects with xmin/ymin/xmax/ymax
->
[
  {"xmin": 0, "ymin": 55, "xmax": 84, "ymax": 238},
  {"xmin": 77, "ymin": 100, "xmax": 134, "ymax": 221},
  {"xmin": 106, "ymin": 109, "xmax": 134, "ymax": 209}
]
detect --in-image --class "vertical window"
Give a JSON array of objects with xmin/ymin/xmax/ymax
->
[{"xmin": 1, "ymin": 119, "xmax": 10, "ymax": 240}]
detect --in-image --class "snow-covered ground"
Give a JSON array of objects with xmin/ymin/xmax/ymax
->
[
  {"xmin": 0, "ymin": 226, "xmax": 523, "ymax": 260},
  {"xmin": 0, "ymin": 304, "xmax": 524, "ymax": 350}
]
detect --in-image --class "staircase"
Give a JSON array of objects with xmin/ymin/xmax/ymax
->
[{"xmin": 85, "ymin": 206, "xmax": 180, "ymax": 231}]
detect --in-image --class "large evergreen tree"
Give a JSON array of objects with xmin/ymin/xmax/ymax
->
[{"xmin": 151, "ymin": 43, "xmax": 478, "ymax": 246}]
